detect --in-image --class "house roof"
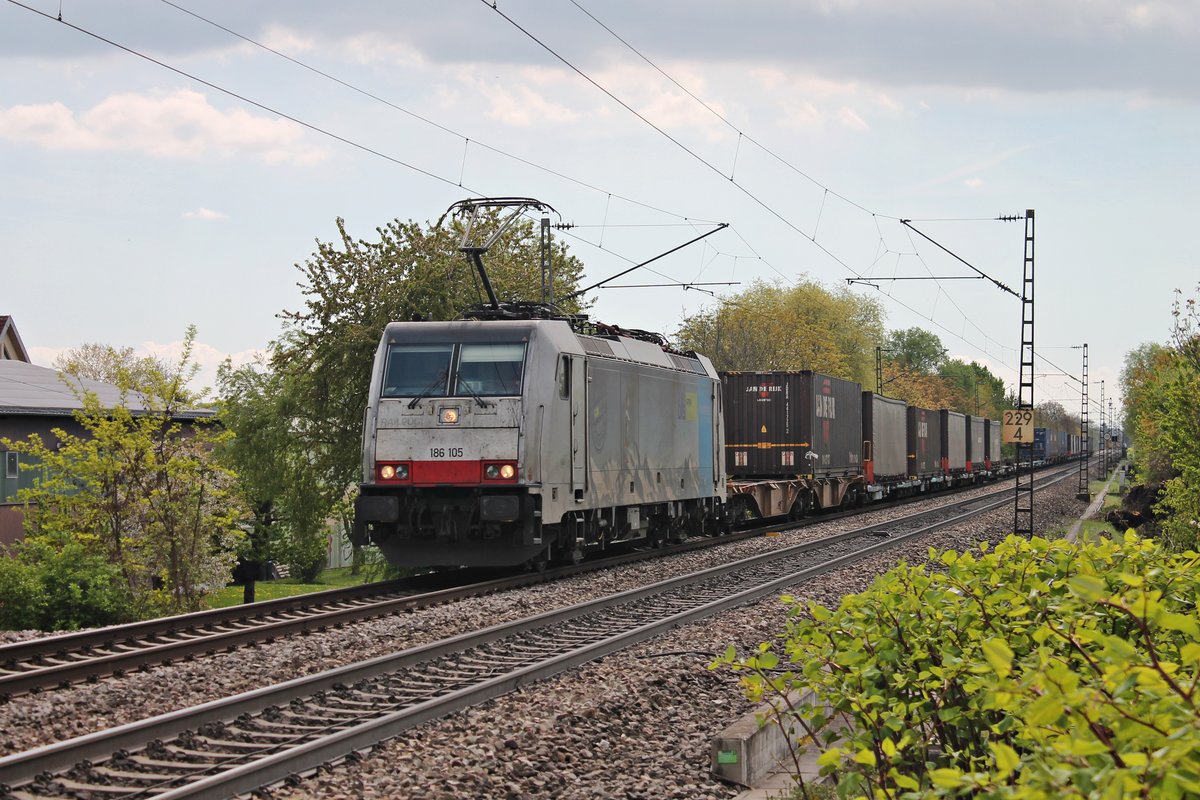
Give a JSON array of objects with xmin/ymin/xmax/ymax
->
[
  {"xmin": 0, "ymin": 316, "xmax": 31, "ymax": 363},
  {"xmin": 0, "ymin": 360, "xmax": 213, "ymax": 419}
]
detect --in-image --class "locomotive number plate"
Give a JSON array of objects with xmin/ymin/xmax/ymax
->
[{"xmin": 429, "ymin": 447, "xmax": 466, "ymax": 459}]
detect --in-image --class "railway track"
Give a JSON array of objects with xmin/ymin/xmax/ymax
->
[
  {"xmin": 0, "ymin": 465, "xmax": 1072, "ymax": 700},
  {"xmin": 0, "ymin": 467, "xmax": 1074, "ymax": 800}
]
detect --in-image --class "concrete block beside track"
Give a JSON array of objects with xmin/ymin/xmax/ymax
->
[{"xmin": 711, "ymin": 688, "xmax": 837, "ymax": 788}]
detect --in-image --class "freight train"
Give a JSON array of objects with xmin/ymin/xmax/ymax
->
[{"xmin": 351, "ymin": 311, "xmax": 1062, "ymax": 569}]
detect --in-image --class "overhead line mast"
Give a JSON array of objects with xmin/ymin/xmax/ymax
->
[
  {"xmin": 1078, "ymin": 344, "xmax": 1090, "ymax": 500},
  {"xmin": 1008, "ymin": 210, "xmax": 1036, "ymax": 536}
]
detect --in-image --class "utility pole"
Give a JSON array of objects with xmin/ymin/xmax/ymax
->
[
  {"xmin": 876, "ymin": 346, "xmax": 883, "ymax": 395},
  {"xmin": 1098, "ymin": 380, "xmax": 1106, "ymax": 479},
  {"xmin": 1108, "ymin": 399, "xmax": 1115, "ymax": 474},
  {"xmin": 1077, "ymin": 344, "xmax": 1089, "ymax": 499},
  {"xmin": 540, "ymin": 214, "xmax": 553, "ymax": 305}
]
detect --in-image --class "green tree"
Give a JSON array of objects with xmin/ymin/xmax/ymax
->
[
  {"xmin": 1122, "ymin": 341, "xmax": 1175, "ymax": 484},
  {"xmin": 1120, "ymin": 286, "xmax": 1200, "ymax": 552},
  {"xmin": 884, "ymin": 327, "xmax": 947, "ymax": 374},
  {"xmin": 217, "ymin": 359, "xmax": 330, "ymax": 597},
  {"xmin": 217, "ymin": 213, "xmax": 587, "ymax": 585},
  {"xmin": 937, "ymin": 359, "xmax": 1006, "ymax": 417},
  {"xmin": 1034, "ymin": 399, "xmax": 1076, "ymax": 431},
  {"xmin": 674, "ymin": 278, "xmax": 884, "ymax": 383},
  {"xmin": 273, "ymin": 214, "xmax": 586, "ymax": 495},
  {"xmin": 53, "ymin": 342, "xmax": 173, "ymax": 387},
  {"xmin": 2, "ymin": 327, "xmax": 243, "ymax": 622}
]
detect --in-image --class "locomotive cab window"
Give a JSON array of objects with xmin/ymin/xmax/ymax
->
[
  {"xmin": 381, "ymin": 341, "xmax": 526, "ymax": 399},
  {"xmin": 456, "ymin": 343, "xmax": 526, "ymax": 396},
  {"xmin": 381, "ymin": 344, "xmax": 453, "ymax": 398}
]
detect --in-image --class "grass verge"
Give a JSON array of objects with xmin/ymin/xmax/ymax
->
[{"xmin": 203, "ymin": 567, "xmax": 375, "ymax": 609}]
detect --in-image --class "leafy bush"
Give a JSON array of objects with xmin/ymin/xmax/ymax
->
[
  {"xmin": 714, "ymin": 534, "xmax": 1200, "ymax": 799},
  {"xmin": 0, "ymin": 533, "xmax": 130, "ymax": 631},
  {"xmin": 0, "ymin": 553, "xmax": 44, "ymax": 630},
  {"xmin": 275, "ymin": 524, "xmax": 328, "ymax": 583}
]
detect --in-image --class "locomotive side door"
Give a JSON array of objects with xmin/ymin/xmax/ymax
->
[{"xmin": 569, "ymin": 356, "xmax": 587, "ymax": 498}]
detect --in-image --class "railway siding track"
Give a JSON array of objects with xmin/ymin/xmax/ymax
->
[
  {"xmin": 0, "ymin": 535, "xmax": 772, "ymax": 700},
  {"xmin": 0, "ymin": 580, "xmax": 430, "ymax": 700},
  {"xmin": 0, "ymin": 469, "xmax": 1071, "ymax": 800}
]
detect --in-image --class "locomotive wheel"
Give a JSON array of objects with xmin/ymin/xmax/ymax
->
[{"xmin": 524, "ymin": 543, "xmax": 552, "ymax": 572}]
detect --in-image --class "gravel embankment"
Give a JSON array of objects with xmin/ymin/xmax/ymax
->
[
  {"xmin": 1, "ymin": 475, "xmax": 1086, "ymax": 797},
  {"xmin": 268, "ymin": 477, "xmax": 1086, "ymax": 800}
]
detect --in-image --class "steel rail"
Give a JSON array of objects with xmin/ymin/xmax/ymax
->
[
  {"xmin": 0, "ymin": 464, "xmax": 1043, "ymax": 698},
  {"xmin": 0, "ymin": 467, "xmax": 1073, "ymax": 798}
]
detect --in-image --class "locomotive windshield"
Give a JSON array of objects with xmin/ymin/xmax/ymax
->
[
  {"xmin": 457, "ymin": 343, "xmax": 525, "ymax": 395},
  {"xmin": 381, "ymin": 342, "xmax": 526, "ymax": 398}
]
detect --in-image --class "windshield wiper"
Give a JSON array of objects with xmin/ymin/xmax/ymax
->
[
  {"xmin": 407, "ymin": 371, "xmax": 448, "ymax": 409},
  {"xmin": 457, "ymin": 380, "xmax": 492, "ymax": 409}
]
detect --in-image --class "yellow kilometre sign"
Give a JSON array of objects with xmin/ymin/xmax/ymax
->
[{"xmin": 1002, "ymin": 409, "xmax": 1035, "ymax": 444}]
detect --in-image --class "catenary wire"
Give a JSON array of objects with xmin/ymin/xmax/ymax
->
[
  {"xmin": 155, "ymin": 0, "xmax": 722, "ymax": 228},
  {"xmin": 6, "ymin": 0, "xmax": 751, "ymax": 307},
  {"xmin": 484, "ymin": 1, "xmax": 1051, "ymax": 378},
  {"xmin": 566, "ymin": 0, "xmax": 890, "ymax": 220},
  {"xmin": 478, "ymin": 0, "xmax": 870, "ymax": 283}
]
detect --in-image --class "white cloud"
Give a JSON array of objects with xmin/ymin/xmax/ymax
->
[
  {"xmin": 258, "ymin": 25, "xmax": 317, "ymax": 55},
  {"xmin": 468, "ymin": 78, "xmax": 581, "ymax": 127},
  {"xmin": 138, "ymin": 339, "xmax": 263, "ymax": 399},
  {"xmin": 911, "ymin": 143, "xmax": 1037, "ymax": 191},
  {"xmin": 778, "ymin": 100, "xmax": 829, "ymax": 129},
  {"xmin": 342, "ymin": 32, "xmax": 429, "ymax": 67},
  {"xmin": 964, "ymin": 177, "xmax": 984, "ymax": 188},
  {"xmin": 836, "ymin": 106, "xmax": 870, "ymax": 131},
  {"xmin": 0, "ymin": 89, "xmax": 326, "ymax": 164},
  {"xmin": 182, "ymin": 207, "xmax": 228, "ymax": 221}
]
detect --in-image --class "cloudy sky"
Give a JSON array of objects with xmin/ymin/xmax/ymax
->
[{"xmin": 3, "ymin": 0, "xmax": 1197, "ymax": 415}]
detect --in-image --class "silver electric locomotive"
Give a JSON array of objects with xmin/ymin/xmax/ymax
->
[{"xmin": 352, "ymin": 318, "xmax": 727, "ymax": 568}]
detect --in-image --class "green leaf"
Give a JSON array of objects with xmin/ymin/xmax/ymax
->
[
  {"xmin": 992, "ymin": 741, "xmax": 1020, "ymax": 778},
  {"xmin": 981, "ymin": 638, "xmax": 1015, "ymax": 678},
  {"xmin": 929, "ymin": 768, "xmax": 964, "ymax": 788},
  {"xmin": 1025, "ymin": 693, "xmax": 1063, "ymax": 726},
  {"xmin": 853, "ymin": 748, "xmax": 877, "ymax": 766},
  {"xmin": 1158, "ymin": 612, "xmax": 1200, "ymax": 638},
  {"xmin": 816, "ymin": 747, "xmax": 843, "ymax": 767},
  {"xmin": 1068, "ymin": 574, "xmax": 1107, "ymax": 601}
]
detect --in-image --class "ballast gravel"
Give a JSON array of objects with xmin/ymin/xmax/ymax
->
[{"xmin": 1, "ymin": 476, "xmax": 1092, "ymax": 800}]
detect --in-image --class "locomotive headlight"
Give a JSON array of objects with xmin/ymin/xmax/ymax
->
[
  {"xmin": 484, "ymin": 462, "xmax": 517, "ymax": 481},
  {"xmin": 440, "ymin": 408, "xmax": 459, "ymax": 424},
  {"xmin": 377, "ymin": 463, "xmax": 409, "ymax": 482}
]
